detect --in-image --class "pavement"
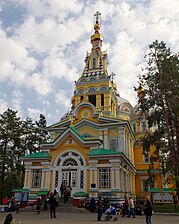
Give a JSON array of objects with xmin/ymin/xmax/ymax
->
[{"xmin": 0, "ymin": 210, "xmax": 179, "ymax": 224}]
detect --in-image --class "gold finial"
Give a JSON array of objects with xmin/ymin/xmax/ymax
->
[{"xmin": 94, "ymin": 11, "xmax": 101, "ymax": 31}]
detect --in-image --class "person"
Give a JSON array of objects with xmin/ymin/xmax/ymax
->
[
  {"xmin": 143, "ymin": 195, "xmax": 153, "ymax": 224},
  {"xmin": 127, "ymin": 197, "xmax": 135, "ymax": 218},
  {"xmin": 8, "ymin": 197, "xmax": 16, "ymax": 212},
  {"xmin": 96, "ymin": 197, "xmax": 103, "ymax": 221},
  {"xmin": 3, "ymin": 213, "xmax": 13, "ymax": 224},
  {"xmin": 122, "ymin": 196, "xmax": 129, "ymax": 217},
  {"xmin": 36, "ymin": 198, "xmax": 41, "ymax": 215},
  {"xmin": 48, "ymin": 192, "xmax": 57, "ymax": 218},
  {"xmin": 104, "ymin": 204, "xmax": 118, "ymax": 221},
  {"xmin": 90, "ymin": 197, "xmax": 96, "ymax": 213},
  {"xmin": 60, "ymin": 182, "xmax": 65, "ymax": 199},
  {"xmin": 54, "ymin": 189, "xmax": 60, "ymax": 207},
  {"xmin": 63, "ymin": 186, "xmax": 71, "ymax": 203}
]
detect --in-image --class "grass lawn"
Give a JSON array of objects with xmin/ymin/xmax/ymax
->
[{"xmin": 153, "ymin": 204, "xmax": 179, "ymax": 213}]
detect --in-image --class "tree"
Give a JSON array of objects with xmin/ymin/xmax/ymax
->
[
  {"xmin": 36, "ymin": 114, "xmax": 50, "ymax": 148},
  {"xmin": 0, "ymin": 109, "xmax": 23, "ymax": 201},
  {"xmin": 0, "ymin": 109, "xmax": 50, "ymax": 200},
  {"xmin": 136, "ymin": 40, "xmax": 179, "ymax": 195}
]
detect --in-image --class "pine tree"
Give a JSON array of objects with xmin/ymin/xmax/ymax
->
[
  {"xmin": 0, "ymin": 109, "xmax": 23, "ymax": 200},
  {"xmin": 136, "ymin": 40, "xmax": 179, "ymax": 195}
]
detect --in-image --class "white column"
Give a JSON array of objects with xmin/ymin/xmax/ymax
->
[
  {"xmin": 103, "ymin": 129, "xmax": 108, "ymax": 149},
  {"xmin": 115, "ymin": 168, "xmax": 119, "ymax": 190},
  {"xmin": 119, "ymin": 128, "xmax": 125, "ymax": 153},
  {"xmin": 111, "ymin": 168, "xmax": 115, "ymax": 189},
  {"xmin": 41, "ymin": 169, "xmax": 45, "ymax": 189}
]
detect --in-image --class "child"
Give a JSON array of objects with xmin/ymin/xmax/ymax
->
[{"xmin": 36, "ymin": 198, "xmax": 41, "ymax": 215}]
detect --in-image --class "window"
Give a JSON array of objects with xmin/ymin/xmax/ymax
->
[
  {"xmin": 142, "ymin": 180, "xmax": 148, "ymax": 192},
  {"xmin": 32, "ymin": 170, "xmax": 42, "ymax": 188},
  {"xmin": 99, "ymin": 168, "xmax": 111, "ymax": 189},
  {"xmin": 144, "ymin": 151, "xmax": 150, "ymax": 163},
  {"xmin": 55, "ymin": 171, "xmax": 59, "ymax": 188},
  {"xmin": 109, "ymin": 139, "xmax": 118, "ymax": 150},
  {"xmin": 93, "ymin": 58, "xmax": 96, "ymax": 68},
  {"xmin": 101, "ymin": 94, "xmax": 104, "ymax": 107},
  {"xmin": 63, "ymin": 158, "xmax": 78, "ymax": 166},
  {"xmin": 142, "ymin": 179, "xmax": 155, "ymax": 192},
  {"xmin": 80, "ymin": 171, "xmax": 84, "ymax": 188},
  {"xmin": 80, "ymin": 96, "xmax": 83, "ymax": 102},
  {"xmin": 89, "ymin": 95, "xmax": 96, "ymax": 106}
]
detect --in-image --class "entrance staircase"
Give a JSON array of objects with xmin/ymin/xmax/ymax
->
[{"xmin": 57, "ymin": 197, "xmax": 88, "ymax": 213}]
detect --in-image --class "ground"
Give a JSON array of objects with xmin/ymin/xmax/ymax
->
[{"xmin": 0, "ymin": 211, "xmax": 179, "ymax": 224}]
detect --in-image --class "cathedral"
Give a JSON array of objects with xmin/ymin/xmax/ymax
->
[{"xmin": 22, "ymin": 12, "xmax": 162, "ymax": 201}]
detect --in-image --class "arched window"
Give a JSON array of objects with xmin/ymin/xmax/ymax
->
[
  {"xmin": 62, "ymin": 158, "xmax": 78, "ymax": 166},
  {"xmin": 93, "ymin": 58, "xmax": 96, "ymax": 68}
]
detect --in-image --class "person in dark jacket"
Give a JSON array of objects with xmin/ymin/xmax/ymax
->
[
  {"xmin": 144, "ymin": 196, "xmax": 153, "ymax": 224},
  {"xmin": 96, "ymin": 197, "xmax": 103, "ymax": 221},
  {"xmin": 3, "ymin": 213, "xmax": 13, "ymax": 224},
  {"xmin": 48, "ymin": 192, "xmax": 57, "ymax": 218}
]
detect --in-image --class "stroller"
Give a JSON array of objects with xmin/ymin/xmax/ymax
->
[{"xmin": 103, "ymin": 205, "xmax": 118, "ymax": 222}]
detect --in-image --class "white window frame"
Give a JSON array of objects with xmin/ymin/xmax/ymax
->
[
  {"xmin": 32, "ymin": 170, "xmax": 42, "ymax": 188},
  {"xmin": 98, "ymin": 168, "xmax": 111, "ymax": 189},
  {"xmin": 109, "ymin": 138, "xmax": 118, "ymax": 150}
]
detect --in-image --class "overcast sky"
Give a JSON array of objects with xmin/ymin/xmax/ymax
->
[{"xmin": 0, "ymin": 0, "xmax": 179, "ymax": 125}]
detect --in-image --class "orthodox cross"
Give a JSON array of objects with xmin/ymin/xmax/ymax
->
[
  {"xmin": 94, "ymin": 11, "xmax": 101, "ymax": 24},
  {"xmin": 111, "ymin": 72, "xmax": 116, "ymax": 82},
  {"xmin": 69, "ymin": 114, "xmax": 75, "ymax": 126}
]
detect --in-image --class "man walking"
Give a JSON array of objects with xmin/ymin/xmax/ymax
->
[
  {"xmin": 48, "ymin": 192, "xmax": 57, "ymax": 218},
  {"xmin": 144, "ymin": 196, "xmax": 153, "ymax": 224}
]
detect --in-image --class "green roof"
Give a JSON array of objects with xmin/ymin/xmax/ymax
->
[
  {"xmin": 11, "ymin": 188, "xmax": 30, "ymax": 193},
  {"xmin": 69, "ymin": 126, "xmax": 84, "ymax": 140},
  {"xmin": 73, "ymin": 192, "xmax": 88, "ymax": 197},
  {"xmin": 37, "ymin": 190, "xmax": 49, "ymax": 196},
  {"xmin": 22, "ymin": 151, "xmax": 50, "ymax": 159},
  {"xmin": 150, "ymin": 188, "xmax": 176, "ymax": 193},
  {"xmin": 89, "ymin": 148, "xmax": 121, "ymax": 156},
  {"xmin": 11, "ymin": 188, "xmax": 22, "ymax": 193}
]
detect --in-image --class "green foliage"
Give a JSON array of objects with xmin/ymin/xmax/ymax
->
[
  {"xmin": 136, "ymin": 40, "xmax": 179, "ymax": 194},
  {"xmin": 0, "ymin": 109, "xmax": 50, "ymax": 200}
]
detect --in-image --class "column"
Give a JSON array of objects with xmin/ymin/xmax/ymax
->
[
  {"xmin": 103, "ymin": 129, "xmax": 108, "ymax": 149},
  {"xmin": 111, "ymin": 168, "xmax": 115, "ymax": 189},
  {"xmin": 119, "ymin": 128, "xmax": 125, "ymax": 153},
  {"xmin": 41, "ymin": 169, "xmax": 45, "ymax": 189}
]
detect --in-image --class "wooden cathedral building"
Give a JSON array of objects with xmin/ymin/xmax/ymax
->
[{"xmin": 22, "ymin": 12, "xmax": 162, "ymax": 201}]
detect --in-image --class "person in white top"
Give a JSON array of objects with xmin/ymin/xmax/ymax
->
[{"xmin": 127, "ymin": 197, "xmax": 135, "ymax": 218}]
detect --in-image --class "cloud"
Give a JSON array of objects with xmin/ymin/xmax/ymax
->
[
  {"xmin": 55, "ymin": 90, "xmax": 71, "ymax": 109},
  {"xmin": 1, "ymin": 0, "xmax": 179, "ymax": 125},
  {"xmin": 0, "ymin": 99, "xmax": 8, "ymax": 113},
  {"xmin": 27, "ymin": 107, "xmax": 45, "ymax": 120}
]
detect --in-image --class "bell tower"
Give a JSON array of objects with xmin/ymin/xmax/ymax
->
[{"xmin": 71, "ymin": 12, "xmax": 119, "ymax": 118}]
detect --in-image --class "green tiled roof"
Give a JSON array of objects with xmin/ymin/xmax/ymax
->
[
  {"xmin": 88, "ymin": 148, "xmax": 121, "ymax": 156},
  {"xmin": 150, "ymin": 188, "xmax": 176, "ymax": 193},
  {"xmin": 37, "ymin": 190, "xmax": 49, "ymax": 196},
  {"xmin": 22, "ymin": 151, "xmax": 50, "ymax": 159},
  {"xmin": 11, "ymin": 188, "xmax": 30, "ymax": 193},
  {"xmin": 73, "ymin": 192, "xmax": 88, "ymax": 197},
  {"xmin": 69, "ymin": 126, "xmax": 84, "ymax": 140}
]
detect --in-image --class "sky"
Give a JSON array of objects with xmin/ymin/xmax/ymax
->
[{"xmin": 0, "ymin": 0, "xmax": 179, "ymax": 125}]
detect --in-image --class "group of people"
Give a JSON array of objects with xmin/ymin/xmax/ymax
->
[
  {"xmin": 122, "ymin": 195, "xmax": 153, "ymax": 224},
  {"xmin": 87, "ymin": 195, "xmax": 153, "ymax": 223},
  {"xmin": 35, "ymin": 183, "xmax": 72, "ymax": 218}
]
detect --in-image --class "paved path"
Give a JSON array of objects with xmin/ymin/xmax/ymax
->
[{"xmin": 0, "ymin": 211, "xmax": 179, "ymax": 224}]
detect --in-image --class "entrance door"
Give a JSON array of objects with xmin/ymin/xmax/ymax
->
[{"xmin": 61, "ymin": 169, "xmax": 77, "ymax": 194}]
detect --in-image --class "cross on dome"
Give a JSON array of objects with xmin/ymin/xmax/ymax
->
[{"xmin": 94, "ymin": 11, "xmax": 101, "ymax": 24}]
